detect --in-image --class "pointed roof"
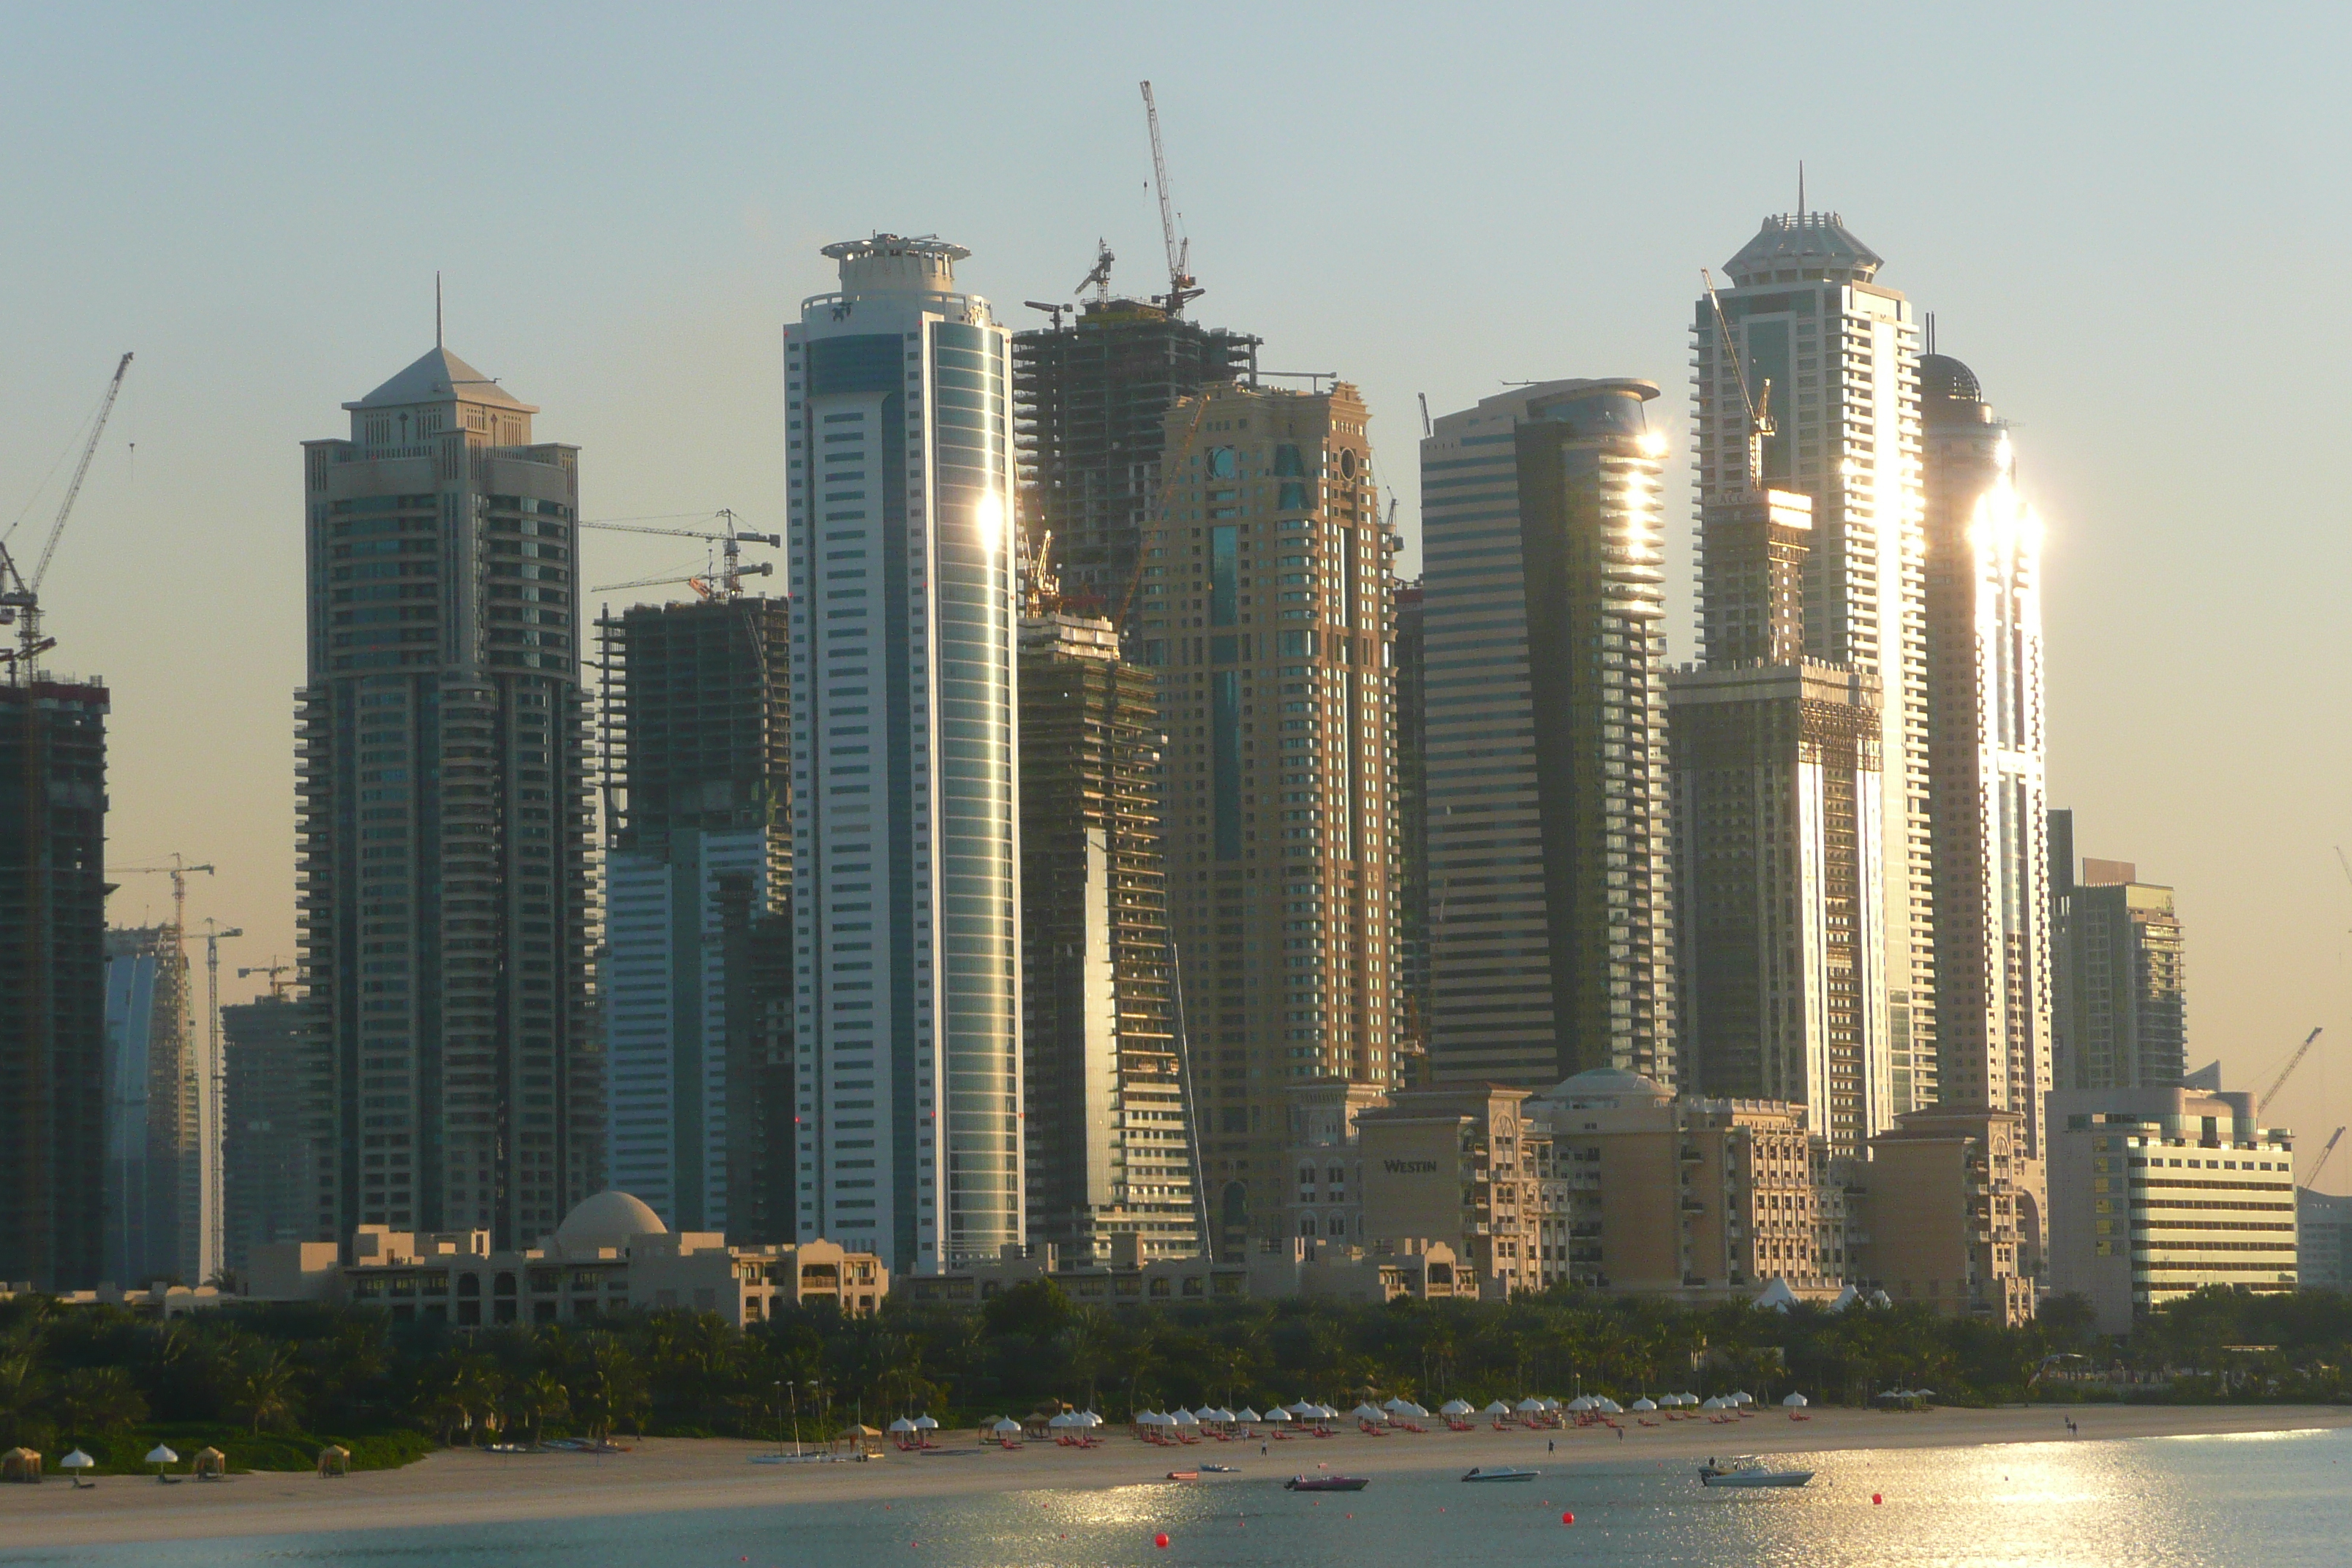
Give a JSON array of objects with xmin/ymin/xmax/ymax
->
[
  {"xmin": 344, "ymin": 345, "xmax": 536, "ymax": 412},
  {"xmin": 1725, "ymin": 212, "xmax": 1883, "ymax": 287}
]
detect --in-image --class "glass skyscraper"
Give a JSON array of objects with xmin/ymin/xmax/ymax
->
[
  {"xmin": 785, "ymin": 235, "xmax": 1022, "ymax": 1274},
  {"xmin": 295, "ymin": 344, "xmax": 600, "ymax": 1250}
]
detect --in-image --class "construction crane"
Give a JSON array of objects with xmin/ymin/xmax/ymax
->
[
  {"xmin": 2258, "ymin": 1026, "xmax": 2323, "ymax": 1115},
  {"xmin": 1701, "ymin": 268, "xmax": 1772, "ymax": 486},
  {"xmin": 195, "ymin": 916, "xmax": 241, "ymax": 1287},
  {"xmin": 115, "ymin": 856, "xmax": 216, "ymax": 946},
  {"xmin": 1, "ymin": 351, "xmax": 133, "ymax": 678},
  {"xmin": 1139, "ymin": 82, "xmax": 1202, "ymax": 317},
  {"xmin": 238, "ymin": 960, "xmax": 295, "ymax": 1001},
  {"xmin": 582, "ymin": 508, "xmax": 779, "ymax": 600},
  {"xmin": 1077, "ymin": 239, "xmax": 1115, "ymax": 306},
  {"xmin": 2307, "ymin": 1126, "xmax": 2346, "ymax": 1188}
]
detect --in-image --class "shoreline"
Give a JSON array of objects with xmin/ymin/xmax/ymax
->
[{"xmin": 4, "ymin": 1403, "xmax": 2346, "ymax": 1551}]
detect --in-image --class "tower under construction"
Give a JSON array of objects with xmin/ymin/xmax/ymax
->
[{"xmin": 1013, "ymin": 298, "xmax": 1252, "ymax": 615}]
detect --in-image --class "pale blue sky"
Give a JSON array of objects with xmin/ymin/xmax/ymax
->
[{"xmin": 7, "ymin": 1, "xmax": 2350, "ymax": 1182}]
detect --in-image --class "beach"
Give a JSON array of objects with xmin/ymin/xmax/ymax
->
[{"xmin": 4, "ymin": 1403, "xmax": 2346, "ymax": 1551}]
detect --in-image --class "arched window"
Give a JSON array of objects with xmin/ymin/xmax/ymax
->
[
  {"xmin": 494, "ymin": 1272, "xmax": 516, "ymax": 1297},
  {"xmin": 1300, "ymin": 1217, "xmax": 1316, "ymax": 1237},
  {"xmin": 457, "ymin": 1273, "xmax": 481, "ymax": 1297}
]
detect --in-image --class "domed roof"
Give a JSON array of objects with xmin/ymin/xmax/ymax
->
[
  {"xmin": 1538, "ymin": 1066, "xmax": 1668, "ymax": 1104},
  {"xmin": 1725, "ymin": 211, "xmax": 1882, "ymax": 287},
  {"xmin": 553, "ymin": 1191, "xmax": 667, "ymax": 1254},
  {"xmin": 1918, "ymin": 353, "xmax": 1981, "ymax": 404}
]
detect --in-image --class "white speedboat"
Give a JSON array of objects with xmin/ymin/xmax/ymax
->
[
  {"xmin": 1698, "ymin": 1455, "xmax": 1812, "ymax": 1488},
  {"xmin": 1461, "ymin": 1466, "xmax": 1539, "ymax": 1482}
]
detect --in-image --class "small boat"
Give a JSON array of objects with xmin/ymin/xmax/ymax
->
[
  {"xmin": 1166, "ymin": 1469, "xmax": 1200, "ymax": 1482},
  {"xmin": 1284, "ymin": 1474, "xmax": 1371, "ymax": 1492},
  {"xmin": 1201, "ymin": 1463, "xmax": 1238, "ymax": 1473},
  {"xmin": 1698, "ymin": 1455, "xmax": 1812, "ymax": 1488},
  {"xmin": 1461, "ymin": 1466, "xmax": 1539, "ymax": 1482}
]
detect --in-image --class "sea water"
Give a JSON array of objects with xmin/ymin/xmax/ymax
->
[{"xmin": 9, "ymin": 1425, "xmax": 2351, "ymax": 1567}]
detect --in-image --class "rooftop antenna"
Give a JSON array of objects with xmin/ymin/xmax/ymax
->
[
  {"xmin": 1418, "ymin": 393, "xmax": 1431, "ymax": 437},
  {"xmin": 1798, "ymin": 161, "xmax": 1805, "ymax": 217},
  {"xmin": 435, "ymin": 271, "xmax": 443, "ymax": 347}
]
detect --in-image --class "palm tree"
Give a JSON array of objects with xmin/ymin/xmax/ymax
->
[
  {"xmin": 569, "ymin": 1334, "xmax": 647, "ymax": 1444},
  {"xmin": 230, "ymin": 1345, "xmax": 301, "ymax": 1433},
  {"xmin": 0, "ymin": 1346, "xmax": 51, "ymax": 1450},
  {"xmin": 513, "ymin": 1370, "xmax": 569, "ymax": 1446},
  {"xmin": 53, "ymin": 1367, "xmax": 148, "ymax": 1448}
]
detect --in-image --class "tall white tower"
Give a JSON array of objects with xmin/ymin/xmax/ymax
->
[
  {"xmin": 786, "ymin": 235, "xmax": 1022, "ymax": 1274},
  {"xmin": 1693, "ymin": 210, "xmax": 1930, "ymax": 1128},
  {"xmin": 1923, "ymin": 350, "xmax": 2052, "ymax": 1262}
]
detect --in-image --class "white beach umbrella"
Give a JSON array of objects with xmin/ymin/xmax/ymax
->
[
  {"xmin": 889, "ymin": 1417, "xmax": 916, "ymax": 1433},
  {"xmin": 61, "ymin": 1449, "xmax": 94, "ymax": 1473},
  {"xmin": 145, "ymin": 1444, "xmax": 178, "ymax": 1466},
  {"xmin": 1515, "ymin": 1398, "xmax": 1544, "ymax": 1414},
  {"xmin": 1630, "ymin": 1398, "xmax": 1658, "ymax": 1412},
  {"xmin": 1781, "ymin": 1392, "xmax": 1809, "ymax": 1408},
  {"xmin": 1409, "ymin": 1402, "xmax": 1431, "ymax": 1418},
  {"xmin": 1350, "ymin": 1403, "xmax": 1383, "ymax": 1422},
  {"xmin": 1172, "ymin": 1409, "xmax": 1199, "ymax": 1427},
  {"xmin": 995, "ymin": 1417, "xmax": 1022, "ymax": 1434},
  {"xmin": 1382, "ymin": 1397, "xmax": 1411, "ymax": 1414},
  {"xmin": 1265, "ymin": 1406, "xmax": 1293, "ymax": 1422},
  {"xmin": 1438, "ymin": 1398, "xmax": 1471, "ymax": 1416},
  {"xmin": 1236, "ymin": 1408, "xmax": 1261, "ymax": 1422},
  {"xmin": 1599, "ymin": 1398, "xmax": 1626, "ymax": 1414},
  {"xmin": 1047, "ymin": 1412, "xmax": 1073, "ymax": 1429},
  {"xmin": 914, "ymin": 1415, "xmax": 940, "ymax": 1430},
  {"xmin": 1700, "ymin": 1397, "xmax": 1723, "ymax": 1411},
  {"xmin": 1482, "ymin": 1400, "xmax": 1512, "ymax": 1417},
  {"xmin": 1732, "ymin": 1392, "xmax": 1754, "ymax": 1406}
]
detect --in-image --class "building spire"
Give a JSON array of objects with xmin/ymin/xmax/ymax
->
[
  {"xmin": 435, "ymin": 272, "xmax": 443, "ymax": 347},
  {"xmin": 1797, "ymin": 161, "xmax": 1805, "ymax": 217}
]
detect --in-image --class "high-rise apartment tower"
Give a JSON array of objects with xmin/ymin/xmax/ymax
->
[
  {"xmin": 1017, "ymin": 601, "xmax": 1201, "ymax": 1259},
  {"xmin": 1694, "ymin": 209, "xmax": 1931, "ymax": 1123},
  {"xmin": 296, "ymin": 344, "xmax": 600, "ymax": 1250},
  {"xmin": 102, "ymin": 926, "xmax": 200, "ymax": 1284},
  {"xmin": 1420, "ymin": 381, "xmax": 1674, "ymax": 1088},
  {"xmin": 1140, "ymin": 379, "xmax": 1398, "ymax": 1256},
  {"xmin": 0, "ymin": 676, "xmax": 108, "ymax": 1289},
  {"xmin": 2049, "ymin": 816, "xmax": 2186, "ymax": 1093},
  {"xmin": 1921, "ymin": 350, "xmax": 2051, "ymax": 1226},
  {"xmin": 600, "ymin": 595, "xmax": 791, "ymax": 1234},
  {"xmin": 785, "ymin": 235, "xmax": 1023, "ymax": 1274},
  {"xmin": 222, "ymin": 992, "xmax": 312, "ymax": 1275}
]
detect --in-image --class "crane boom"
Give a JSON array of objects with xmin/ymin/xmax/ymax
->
[
  {"xmin": 1139, "ymin": 81, "xmax": 1200, "ymax": 315},
  {"xmin": 1700, "ymin": 270, "xmax": 1772, "ymax": 487},
  {"xmin": 2258, "ymin": 1026, "xmax": 2323, "ymax": 1115},
  {"xmin": 2308, "ymin": 1125, "xmax": 2346, "ymax": 1188},
  {"xmin": 2, "ymin": 350, "xmax": 132, "ymax": 676},
  {"xmin": 31, "ymin": 352, "xmax": 133, "ymax": 592}
]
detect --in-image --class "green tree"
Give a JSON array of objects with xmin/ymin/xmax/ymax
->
[{"xmin": 52, "ymin": 1365, "xmax": 148, "ymax": 1446}]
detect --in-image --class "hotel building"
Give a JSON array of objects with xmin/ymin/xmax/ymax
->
[
  {"xmin": 295, "ymin": 344, "xmax": 600, "ymax": 1250},
  {"xmin": 1137, "ymin": 380, "xmax": 1399, "ymax": 1257},
  {"xmin": 1419, "ymin": 381, "xmax": 1674, "ymax": 1089},
  {"xmin": 2048, "ymin": 818, "xmax": 2187, "ymax": 1092},
  {"xmin": 1693, "ymin": 211, "xmax": 1932, "ymax": 1120},
  {"xmin": 785, "ymin": 235, "xmax": 1022, "ymax": 1273}
]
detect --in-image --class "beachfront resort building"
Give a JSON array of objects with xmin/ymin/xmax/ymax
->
[
  {"xmin": 2047, "ymin": 1082, "xmax": 2298, "ymax": 1332},
  {"xmin": 895, "ymin": 1229, "xmax": 1465, "ymax": 1309},
  {"xmin": 1852, "ymin": 1106, "xmax": 2035, "ymax": 1324},
  {"xmin": 787, "ymin": 235, "xmax": 1024, "ymax": 1275},
  {"xmin": 249, "ymin": 1190, "xmax": 887, "ymax": 1328}
]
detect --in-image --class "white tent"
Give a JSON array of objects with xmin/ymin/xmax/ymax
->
[
  {"xmin": 1781, "ymin": 1392, "xmax": 1809, "ymax": 1408},
  {"xmin": 1700, "ymin": 1397, "xmax": 1725, "ymax": 1411},
  {"xmin": 1440, "ymin": 1398, "xmax": 1474, "ymax": 1416},
  {"xmin": 1752, "ymin": 1278, "xmax": 1800, "ymax": 1313},
  {"xmin": 995, "ymin": 1417, "xmax": 1022, "ymax": 1434},
  {"xmin": 1629, "ymin": 1398, "xmax": 1658, "ymax": 1412},
  {"xmin": 1827, "ymin": 1284, "xmax": 1861, "ymax": 1313},
  {"xmin": 889, "ymin": 1417, "xmax": 916, "ymax": 1433},
  {"xmin": 1867, "ymin": 1289, "xmax": 1894, "ymax": 1309}
]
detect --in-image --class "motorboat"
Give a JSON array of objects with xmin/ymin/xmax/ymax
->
[
  {"xmin": 1697, "ymin": 1455, "xmax": 1812, "ymax": 1488},
  {"xmin": 1461, "ymin": 1466, "xmax": 1539, "ymax": 1482},
  {"xmin": 1284, "ymin": 1473, "xmax": 1371, "ymax": 1492},
  {"xmin": 1201, "ymin": 1463, "xmax": 1238, "ymax": 1473}
]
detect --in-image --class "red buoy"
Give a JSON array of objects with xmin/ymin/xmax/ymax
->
[
  {"xmin": 1561, "ymin": 1512, "xmax": 1575, "ymax": 1526},
  {"xmin": 1154, "ymin": 1533, "xmax": 1170, "ymax": 1550},
  {"xmin": 1873, "ymin": 1493, "xmax": 1883, "ymax": 1504}
]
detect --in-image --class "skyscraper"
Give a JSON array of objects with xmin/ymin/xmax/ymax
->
[
  {"xmin": 1393, "ymin": 579, "xmax": 1430, "ymax": 1079},
  {"xmin": 1670, "ymin": 486, "xmax": 1891, "ymax": 1155},
  {"xmin": 222, "ymin": 992, "xmax": 311, "ymax": 1276},
  {"xmin": 0, "ymin": 675, "xmax": 108, "ymax": 1290},
  {"xmin": 1013, "ymin": 295, "xmax": 1252, "ymax": 613},
  {"xmin": 785, "ymin": 235, "xmax": 1022, "ymax": 1274},
  {"xmin": 2049, "ymin": 815, "xmax": 2186, "ymax": 1092},
  {"xmin": 1017, "ymin": 600, "xmax": 1201, "ymax": 1260},
  {"xmin": 102, "ymin": 926, "xmax": 199, "ymax": 1284},
  {"xmin": 598, "ymin": 595, "xmax": 791, "ymax": 1232},
  {"xmin": 1922, "ymin": 351, "xmax": 2051, "ymax": 1175},
  {"xmin": 296, "ymin": 343, "xmax": 600, "ymax": 1250},
  {"xmin": 1694, "ymin": 209, "xmax": 1932, "ymax": 1123},
  {"xmin": 1141, "ymin": 378, "xmax": 1398, "ymax": 1257},
  {"xmin": 1420, "ymin": 381, "xmax": 1674, "ymax": 1089}
]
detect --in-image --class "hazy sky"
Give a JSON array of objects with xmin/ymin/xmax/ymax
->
[{"xmin": 7, "ymin": 3, "xmax": 2351, "ymax": 1188}]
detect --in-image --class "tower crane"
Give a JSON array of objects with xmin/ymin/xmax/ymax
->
[
  {"xmin": 581, "ymin": 508, "xmax": 780, "ymax": 600},
  {"xmin": 238, "ymin": 960, "xmax": 295, "ymax": 1001},
  {"xmin": 1, "ymin": 351, "xmax": 133, "ymax": 679},
  {"xmin": 2306, "ymin": 1126, "xmax": 2346, "ymax": 1189},
  {"xmin": 1077, "ymin": 239, "xmax": 1115, "ymax": 306},
  {"xmin": 1701, "ymin": 269, "xmax": 1773, "ymax": 487},
  {"xmin": 114, "ymin": 856, "xmax": 216, "ymax": 947},
  {"xmin": 1139, "ymin": 82, "xmax": 1202, "ymax": 317},
  {"xmin": 2257, "ymin": 1026, "xmax": 2323, "ymax": 1115}
]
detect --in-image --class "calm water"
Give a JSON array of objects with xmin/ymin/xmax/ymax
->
[{"xmin": 10, "ymin": 1426, "xmax": 2351, "ymax": 1567}]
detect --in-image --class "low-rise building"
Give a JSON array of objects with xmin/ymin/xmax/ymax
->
[
  {"xmin": 0, "ymin": 1280, "xmax": 230, "ymax": 1319},
  {"xmin": 247, "ymin": 1191, "xmax": 886, "ymax": 1328},
  {"xmin": 894, "ymin": 1232, "xmax": 1466, "ymax": 1308},
  {"xmin": 2048, "ymin": 1084, "xmax": 2297, "ymax": 1332},
  {"xmin": 1855, "ymin": 1107, "xmax": 2035, "ymax": 1324},
  {"xmin": 1356, "ymin": 1084, "xmax": 1548, "ymax": 1297},
  {"xmin": 2298, "ymin": 1187, "xmax": 2352, "ymax": 1291},
  {"xmin": 1280, "ymin": 1081, "xmax": 1385, "ymax": 1247}
]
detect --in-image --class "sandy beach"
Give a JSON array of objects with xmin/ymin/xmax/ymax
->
[{"xmin": 4, "ymin": 1403, "xmax": 2345, "ymax": 1551}]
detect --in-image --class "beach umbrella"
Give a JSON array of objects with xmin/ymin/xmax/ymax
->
[
  {"xmin": 1515, "ymin": 1398, "xmax": 1544, "ymax": 1414},
  {"xmin": 1439, "ymin": 1398, "xmax": 1471, "ymax": 1416},
  {"xmin": 1733, "ymin": 1392, "xmax": 1754, "ymax": 1406},
  {"xmin": 889, "ymin": 1417, "xmax": 916, "ymax": 1433},
  {"xmin": 1630, "ymin": 1398, "xmax": 1657, "ymax": 1412},
  {"xmin": 994, "ymin": 1417, "xmax": 1022, "ymax": 1435},
  {"xmin": 1047, "ymin": 1413, "xmax": 1073, "ymax": 1429},
  {"xmin": 1482, "ymin": 1400, "xmax": 1512, "ymax": 1417},
  {"xmin": 1409, "ymin": 1402, "xmax": 1431, "ymax": 1418},
  {"xmin": 1236, "ymin": 1408, "xmax": 1260, "ymax": 1423},
  {"xmin": 915, "ymin": 1415, "xmax": 940, "ymax": 1430},
  {"xmin": 1600, "ymin": 1398, "xmax": 1626, "ymax": 1414},
  {"xmin": 1171, "ymin": 1409, "xmax": 1199, "ymax": 1427},
  {"xmin": 145, "ymin": 1443, "xmax": 177, "ymax": 1480},
  {"xmin": 1782, "ymin": 1392, "xmax": 1809, "ymax": 1408},
  {"xmin": 1265, "ymin": 1406, "xmax": 1292, "ymax": 1422},
  {"xmin": 1351, "ymin": 1403, "xmax": 1383, "ymax": 1422},
  {"xmin": 61, "ymin": 1449, "xmax": 94, "ymax": 1472},
  {"xmin": 1700, "ymin": 1397, "xmax": 1723, "ymax": 1411},
  {"xmin": 1382, "ymin": 1398, "xmax": 1411, "ymax": 1414}
]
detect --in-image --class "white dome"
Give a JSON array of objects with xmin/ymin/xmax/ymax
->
[{"xmin": 554, "ymin": 1191, "xmax": 668, "ymax": 1253}]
